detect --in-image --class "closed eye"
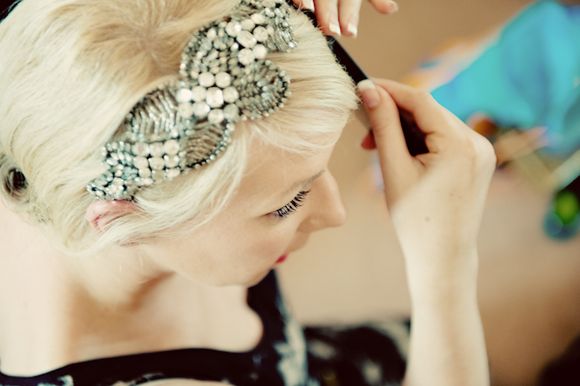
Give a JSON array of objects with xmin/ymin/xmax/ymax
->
[{"xmin": 270, "ymin": 190, "xmax": 311, "ymax": 219}]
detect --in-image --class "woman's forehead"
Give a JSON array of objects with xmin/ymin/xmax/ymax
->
[{"xmin": 236, "ymin": 139, "xmax": 335, "ymax": 204}]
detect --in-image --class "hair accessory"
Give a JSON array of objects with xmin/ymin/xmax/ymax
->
[
  {"xmin": 87, "ymin": 0, "xmax": 296, "ymax": 200},
  {"xmin": 0, "ymin": 0, "xmax": 18, "ymax": 22}
]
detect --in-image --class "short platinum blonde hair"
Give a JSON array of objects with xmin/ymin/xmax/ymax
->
[{"xmin": 0, "ymin": 0, "xmax": 357, "ymax": 256}]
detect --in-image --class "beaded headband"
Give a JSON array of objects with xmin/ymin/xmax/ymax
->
[{"xmin": 86, "ymin": 0, "xmax": 296, "ymax": 200}]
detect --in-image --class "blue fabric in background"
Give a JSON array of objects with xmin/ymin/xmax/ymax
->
[{"xmin": 432, "ymin": 0, "xmax": 580, "ymax": 156}]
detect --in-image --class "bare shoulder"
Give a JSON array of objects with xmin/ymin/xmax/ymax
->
[{"xmin": 140, "ymin": 380, "xmax": 234, "ymax": 386}]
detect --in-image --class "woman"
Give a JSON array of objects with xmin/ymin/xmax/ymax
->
[{"xmin": 0, "ymin": 0, "xmax": 495, "ymax": 385}]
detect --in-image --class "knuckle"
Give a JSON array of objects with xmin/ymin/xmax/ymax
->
[
  {"xmin": 468, "ymin": 133, "xmax": 497, "ymax": 169},
  {"xmin": 414, "ymin": 89, "xmax": 434, "ymax": 104}
]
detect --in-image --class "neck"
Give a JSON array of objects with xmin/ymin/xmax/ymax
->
[{"xmin": 0, "ymin": 201, "xmax": 253, "ymax": 376}]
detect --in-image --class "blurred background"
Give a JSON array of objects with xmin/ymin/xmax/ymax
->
[{"xmin": 277, "ymin": 1, "xmax": 580, "ymax": 385}]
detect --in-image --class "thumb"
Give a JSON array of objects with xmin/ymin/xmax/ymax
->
[{"xmin": 357, "ymin": 80, "xmax": 413, "ymax": 173}]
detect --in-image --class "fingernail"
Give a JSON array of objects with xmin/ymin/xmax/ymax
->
[
  {"xmin": 386, "ymin": 0, "xmax": 399, "ymax": 13},
  {"xmin": 357, "ymin": 80, "xmax": 380, "ymax": 109},
  {"xmin": 303, "ymin": 0, "xmax": 315, "ymax": 11},
  {"xmin": 329, "ymin": 20, "xmax": 341, "ymax": 36},
  {"xmin": 347, "ymin": 22, "xmax": 358, "ymax": 37},
  {"xmin": 361, "ymin": 133, "xmax": 376, "ymax": 149}
]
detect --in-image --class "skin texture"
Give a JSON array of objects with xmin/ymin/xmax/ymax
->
[
  {"xmin": 0, "ymin": 131, "xmax": 347, "ymax": 376},
  {"xmin": 0, "ymin": 78, "xmax": 495, "ymax": 385},
  {"xmin": 359, "ymin": 79, "xmax": 495, "ymax": 386},
  {"xmin": 292, "ymin": 0, "xmax": 399, "ymax": 37},
  {"xmin": 0, "ymin": 3, "xmax": 498, "ymax": 385}
]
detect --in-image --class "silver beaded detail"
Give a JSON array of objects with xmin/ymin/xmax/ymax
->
[{"xmin": 87, "ymin": 0, "xmax": 296, "ymax": 201}]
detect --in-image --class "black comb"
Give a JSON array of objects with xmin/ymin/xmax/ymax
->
[{"xmin": 287, "ymin": 2, "xmax": 428, "ymax": 156}]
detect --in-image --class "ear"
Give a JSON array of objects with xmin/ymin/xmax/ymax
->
[{"xmin": 85, "ymin": 200, "xmax": 137, "ymax": 232}]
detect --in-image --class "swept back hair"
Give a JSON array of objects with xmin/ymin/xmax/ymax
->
[{"xmin": 0, "ymin": 0, "xmax": 357, "ymax": 256}]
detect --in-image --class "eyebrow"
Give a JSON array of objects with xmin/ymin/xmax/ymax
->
[{"xmin": 281, "ymin": 170, "xmax": 325, "ymax": 197}]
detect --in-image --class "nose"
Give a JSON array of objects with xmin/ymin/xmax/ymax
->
[{"xmin": 299, "ymin": 171, "xmax": 346, "ymax": 232}]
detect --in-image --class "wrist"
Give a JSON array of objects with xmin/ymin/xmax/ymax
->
[{"xmin": 404, "ymin": 249, "xmax": 480, "ymax": 306}]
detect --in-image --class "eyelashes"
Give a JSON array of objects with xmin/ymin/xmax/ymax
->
[{"xmin": 272, "ymin": 190, "xmax": 311, "ymax": 219}]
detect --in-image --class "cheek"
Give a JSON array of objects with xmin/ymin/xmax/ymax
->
[{"xmin": 244, "ymin": 224, "xmax": 296, "ymax": 261}]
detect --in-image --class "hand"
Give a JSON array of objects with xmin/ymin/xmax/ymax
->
[
  {"xmin": 291, "ymin": 0, "xmax": 399, "ymax": 37},
  {"xmin": 358, "ymin": 79, "xmax": 496, "ymax": 273}
]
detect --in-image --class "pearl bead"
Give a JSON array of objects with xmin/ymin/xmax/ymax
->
[
  {"xmin": 253, "ymin": 27, "xmax": 269, "ymax": 42},
  {"xmin": 199, "ymin": 72, "xmax": 215, "ymax": 87},
  {"xmin": 149, "ymin": 157, "xmax": 165, "ymax": 170},
  {"xmin": 176, "ymin": 88, "xmax": 193, "ymax": 103},
  {"xmin": 208, "ymin": 109, "xmax": 225, "ymax": 124},
  {"xmin": 253, "ymin": 44, "xmax": 267, "ymax": 59},
  {"xmin": 237, "ymin": 31, "xmax": 257, "ymax": 48},
  {"xmin": 238, "ymin": 49, "xmax": 255, "ymax": 65},
  {"xmin": 163, "ymin": 140, "xmax": 180, "ymax": 156},
  {"xmin": 191, "ymin": 86, "xmax": 207, "ymax": 102},
  {"xmin": 226, "ymin": 21, "xmax": 242, "ymax": 37},
  {"xmin": 206, "ymin": 87, "xmax": 224, "ymax": 108},
  {"xmin": 215, "ymin": 72, "xmax": 232, "ymax": 88},
  {"xmin": 149, "ymin": 142, "xmax": 164, "ymax": 157},
  {"xmin": 134, "ymin": 156, "xmax": 149, "ymax": 170},
  {"xmin": 223, "ymin": 87, "xmax": 240, "ymax": 103},
  {"xmin": 192, "ymin": 102, "xmax": 210, "ymax": 118},
  {"xmin": 178, "ymin": 103, "xmax": 194, "ymax": 118}
]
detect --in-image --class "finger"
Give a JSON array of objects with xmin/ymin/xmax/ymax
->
[
  {"xmin": 294, "ymin": 0, "xmax": 315, "ymax": 11},
  {"xmin": 368, "ymin": 0, "xmax": 399, "ymax": 14},
  {"xmin": 372, "ymin": 78, "xmax": 464, "ymax": 137},
  {"xmin": 360, "ymin": 131, "xmax": 376, "ymax": 150},
  {"xmin": 357, "ymin": 80, "xmax": 413, "ymax": 167},
  {"xmin": 338, "ymin": 0, "xmax": 363, "ymax": 37},
  {"xmin": 314, "ymin": 0, "xmax": 341, "ymax": 36}
]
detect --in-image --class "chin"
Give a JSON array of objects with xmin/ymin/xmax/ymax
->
[
  {"xmin": 210, "ymin": 267, "xmax": 273, "ymax": 288},
  {"xmin": 245, "ymin": 268, "xmax": 274, "ymax": 287}
]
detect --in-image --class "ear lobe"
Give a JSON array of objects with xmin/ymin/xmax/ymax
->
[{"xmin": 85, "ymin": 200, "xmax": 136, "ymax": 232}]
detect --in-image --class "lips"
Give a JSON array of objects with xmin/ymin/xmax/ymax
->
[{"xmin": 275, "ymin": 254, "xmax": 288, "ymax": 264}]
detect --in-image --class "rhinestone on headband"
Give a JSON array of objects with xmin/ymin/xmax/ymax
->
[{"xmin": 86, "ymin": 0, "xmax": 296, "ymax": 200}]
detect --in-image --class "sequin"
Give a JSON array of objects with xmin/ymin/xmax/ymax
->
[{"xmin": 88, "ymin": 0, "xmax": 296, "ymax": 201}]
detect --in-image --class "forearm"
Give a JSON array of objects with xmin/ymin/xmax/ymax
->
[{"xmin": 402, "ymin": 252, "xmax": 490, "ymax": 386}]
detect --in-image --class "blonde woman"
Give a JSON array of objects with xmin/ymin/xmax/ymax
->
[{"xmin": 0, "ymin": 0, "xmax": 494, "ymax": 385}]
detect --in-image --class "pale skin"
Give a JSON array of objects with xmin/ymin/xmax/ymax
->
[
  {"xmin": 0, "ymin": 79, "xmax": 494, "ymax": 385},
  {"xmin": 291, "ymin": 0, "xmax": 400, "ymax": 37},
  {"xmin": 0, "ymin": 3, "xmax": 495, "ymax": 385}
]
